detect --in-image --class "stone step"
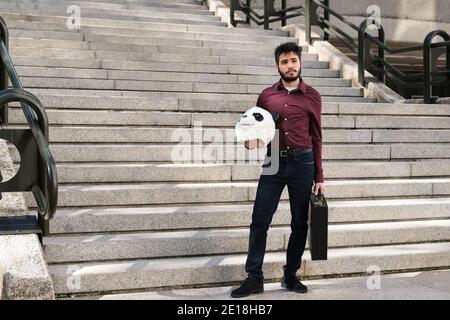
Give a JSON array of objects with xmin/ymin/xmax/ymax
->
[
  {"xmin": 43, "ymin": 219, "xmax": 450, "ymax": 263},
  {"xmin": 0, "ymin": 4, "xmax": 224, "ymax": 24},
  {"xmin": 338, "ymin": 103, "xmax": 450, "ymax": 116},
  {"xmin": 95, "ymin": 51, "xmax": 319, "ymax": 65},
  {"xmin": 3, "ymin": 1, "xmax": 210, "ymax": 15},
  {"xmin": 49, "ymin": 197, "xmax": 450, "ymax": 234},
  {"xmin": 30, "ymin": 95, "xmax": 450, "ymax": 115},
  {"xmin": 45, "ymin": 127, "xmax": 449, "ymax": 144},
  {"xmin": 12, "ymin": 109, "xmax": 449, "ymax": 130},
  {"xmin": 11, "ymin": 143, "xmax": 444, "ymax": 163},
  {"xmin": 83, "ymin": 27, "xmax": 294, "ymax": 44},
  {"xmin": 9, "ymin": 42, "xmax": 300, "ymax": 61},
  {"xmin": 51, "ymin": 160, "xmax": 450, "ymax": 184},
  {"xmin": 10, "ymin": 52, "xmax": 330, "ymax": 74},
  {"xmin": 8, "ymin": 29, "xmax": 84, "ymax": 41},
  {"xmin": 1, "ymin": 0, "xmax": 207, "ymax": 11},
  {"xmin": 80, "ymin": 26, "xmax": 298, "ymax": 44},
  {"xmin": 48, "ymin": 241, "xmax": 450, "ymax": 295},
  {"xmin": 3, "ymin": 11, "xmax": 227, "ymax": 27},
  {"xmin": 12, "ymin": 49, "xmax": 319, "ymax": 66},
  {"xmin": 8, "ymin": 25, "xmax": 295, "ymax": 45},
  {"xmin": 15, "ymin": 65, "xmax": 340, "ymax": 84},
  {"xmin": 78, "ymin": 269, "xmax": 450, "ymax": 299},
  {"xmin": 19, "ymin": 79, "xmax": 361, "ymax": 95},
  {"xmin": 2, "ymin": 13, "xmax": 289, "ymax": 37},
  {"xmin": 11, "ymin": 56, "xmax": 103, "ymax": 69},
  {"xmin": 83, "ymin": 33, "xmax": 295, "ymax": 52},
  {"xmin": 25, "ymin": 88, "xmax": 376, "ymax": 104},
  {"xmin": 36, "ymin": 0, "xmax": 205, "ymax": 4},
  {"xmin": 25, "ymin": 178, "xmax": 450, "ymax": 208},
  {"xmin": 100, "ymin": 60, "xmax": 330, "ymax": 75},
  {"xmin": 12, "ymin": 108, "xmax": 447, "ymax": 128},
  {"xmin": 9, "ymin": 44, "xmax": 290, "ymax": 62},
  {"xmin": 10, "ymin": 35, "xmax": 294, "ymax": 56},
  {"xmin": 12, "ymin": 59, "xmax": 336, "ymax": 79},
  {"xmin": 80, "ymin": 0, "xmax": 204, "ymax": 4},
  {"xmin": 11, "ymin": 48, "xmax": 97, "ymax": 61},
  {"xmin": 116, "ymin": 81, "xmax": 352, "ymax": 95},
  {"xmin": 53, "ymin": 2, "xmax": 213, "ymax": 16},
  {"xmin": 9, "ymin": 37, "xmax": 90, "ymax": 50},
  {"xmin": 27, "ymin": 88, "xmax": 377, "ymax": 103}
]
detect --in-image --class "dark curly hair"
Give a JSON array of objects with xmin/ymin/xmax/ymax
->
[{"xmin": 274, "ymin": 42, "xmax": 302, "ymax": 64}]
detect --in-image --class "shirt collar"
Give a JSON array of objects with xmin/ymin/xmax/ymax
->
[{"xmin": 276, "ymin": 77, "xmax": 306, "ymax": 94}]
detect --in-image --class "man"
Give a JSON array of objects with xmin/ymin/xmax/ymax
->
[{"xmin": 231, "ymin": 42, "xmax": 325, "ymax": 298}]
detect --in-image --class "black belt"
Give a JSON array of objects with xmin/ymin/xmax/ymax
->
[{"xmin": 279, "ymin": 147, "xmax": 312, "ymax": 157}]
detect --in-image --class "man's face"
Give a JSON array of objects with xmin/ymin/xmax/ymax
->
[{"xmin": 277, "ymin": 51, "xmax": 301, "ymax": 82}]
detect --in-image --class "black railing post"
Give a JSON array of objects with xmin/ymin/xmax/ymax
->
[
  {"xmin": 305, "ymin": 0, "xmax": 312, "ymax": 44},
  {"xmin": 0, "ymin": 17, "xmax": 8, "ymax": 202},
  {"xmin": 423, "ymin": 36, "xmax": 432, "ymax": 103},
  {"xmin": 281, "ymin": 0, "xmax": 287, "ymax": 27},
  {"xmin": 264, "ymin": 0, "xmax": 270, "ymax": 29},
  {"xmin": 357, "ymin": 18, "xmax": 385, "ymax": 87},
  {"xmin": 246, "ymin": 0, "xmax": 251, "ymax": 24},
  {"xmin": 446, "ymin": 37, "xmax": 450, "ymax": 99},
  {"xmin": 0, "ymin": 17, "xmax": 9, "ymax": 125},
  {"xmin": 423, "ymin": 30, "xmax": 450, "ymax": 103},
  {"xmin": 377, "ymin": 25, "xmax": 385, "ymax": 82},
  {"xmin": 230, "ymin": 0, "xmax": 236, "ymax": 27},
  {"xmin": 358, "ymin": 20, "xmax": 368, "ymax": 86},
  {"xmin": 322, "ymin": 0, "xmax": 329, "ymax": 42}
]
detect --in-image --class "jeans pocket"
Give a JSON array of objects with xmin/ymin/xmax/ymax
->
[{"xmin": 294, "ymin": 151, "xmax": 314, "ymax": 164}]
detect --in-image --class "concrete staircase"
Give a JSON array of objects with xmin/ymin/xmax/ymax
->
[{"xmin": 2, "ymin": 0, "xmax": 450, "ymax": 298}]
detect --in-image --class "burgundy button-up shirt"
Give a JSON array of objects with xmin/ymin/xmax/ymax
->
[{"xmin": 256, "ymin": 78, "xmax": 324, "ymax": 183}]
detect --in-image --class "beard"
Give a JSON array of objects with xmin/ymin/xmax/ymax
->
[{"xmin": 278, "ymin": 67, "xmax": 301, "ymax": 82}]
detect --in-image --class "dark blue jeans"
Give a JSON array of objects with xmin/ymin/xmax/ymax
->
[{"xmin": 245, "ymin": 150, "xmax": 315, "ymax": 282}]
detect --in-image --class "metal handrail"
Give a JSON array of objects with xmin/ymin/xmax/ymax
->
[
  {"xmin": 231, "ymin": 0, "xmax": 450, "ymax": 103},
  {"xmin": 230, "ymin": 0, "xmax": 303, "ymax": 29},
  {"xmin": 424, "ymin": 30, "xmax": 450, "ymax": 103},
  {"xmin": 307, "ymin": 0, "xmax": 450, "ymax": 102},
  {"xmin": 0, "ymin": 17, "xmax": 57, "ymax": 236}
]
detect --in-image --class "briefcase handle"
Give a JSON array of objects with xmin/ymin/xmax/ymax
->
[{"xmin": 311, "ymin": 192, "xmax": 326, "ymax": 207}]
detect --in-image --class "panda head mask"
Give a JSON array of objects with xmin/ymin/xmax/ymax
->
[{"xmin": 235, "ymin": 106, "xmax": 278, "ymax": 148}]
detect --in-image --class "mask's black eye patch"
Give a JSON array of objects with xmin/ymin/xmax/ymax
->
[{"xmin": 253, "ymin": 112, "xmax": 264, "ymax": 122}]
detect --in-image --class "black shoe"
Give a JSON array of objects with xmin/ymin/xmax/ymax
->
[
  {"xmin": 231, "ymin": 277, "xmax": 264, "ymax": 298},
  {"xmin": 281, "ymin": 275, "xmax": 308, "ymax": 294}
]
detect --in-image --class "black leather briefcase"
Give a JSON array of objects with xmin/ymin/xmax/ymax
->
[{"xmin": 308, "ymin": 192, "xmax": 328, "ymax": 260}]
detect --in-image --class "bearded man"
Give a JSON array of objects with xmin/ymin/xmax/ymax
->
[{"xmin": 231, "ymin": 42, "xmax": 325, "ymax": 298}]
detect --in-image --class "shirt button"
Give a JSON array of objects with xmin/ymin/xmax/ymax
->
[{"xmin": 285, "ymin": 118, "xmax": 287, "ymax": 121}]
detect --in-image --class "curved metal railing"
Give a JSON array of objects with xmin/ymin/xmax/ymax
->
[
  {"xmin": 230, "ymin": 0, "xmax": 450, "ymax": 103},
  {"xmin": 0, "ymin": 16, "xmax": 57, "ymax": 236}
]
